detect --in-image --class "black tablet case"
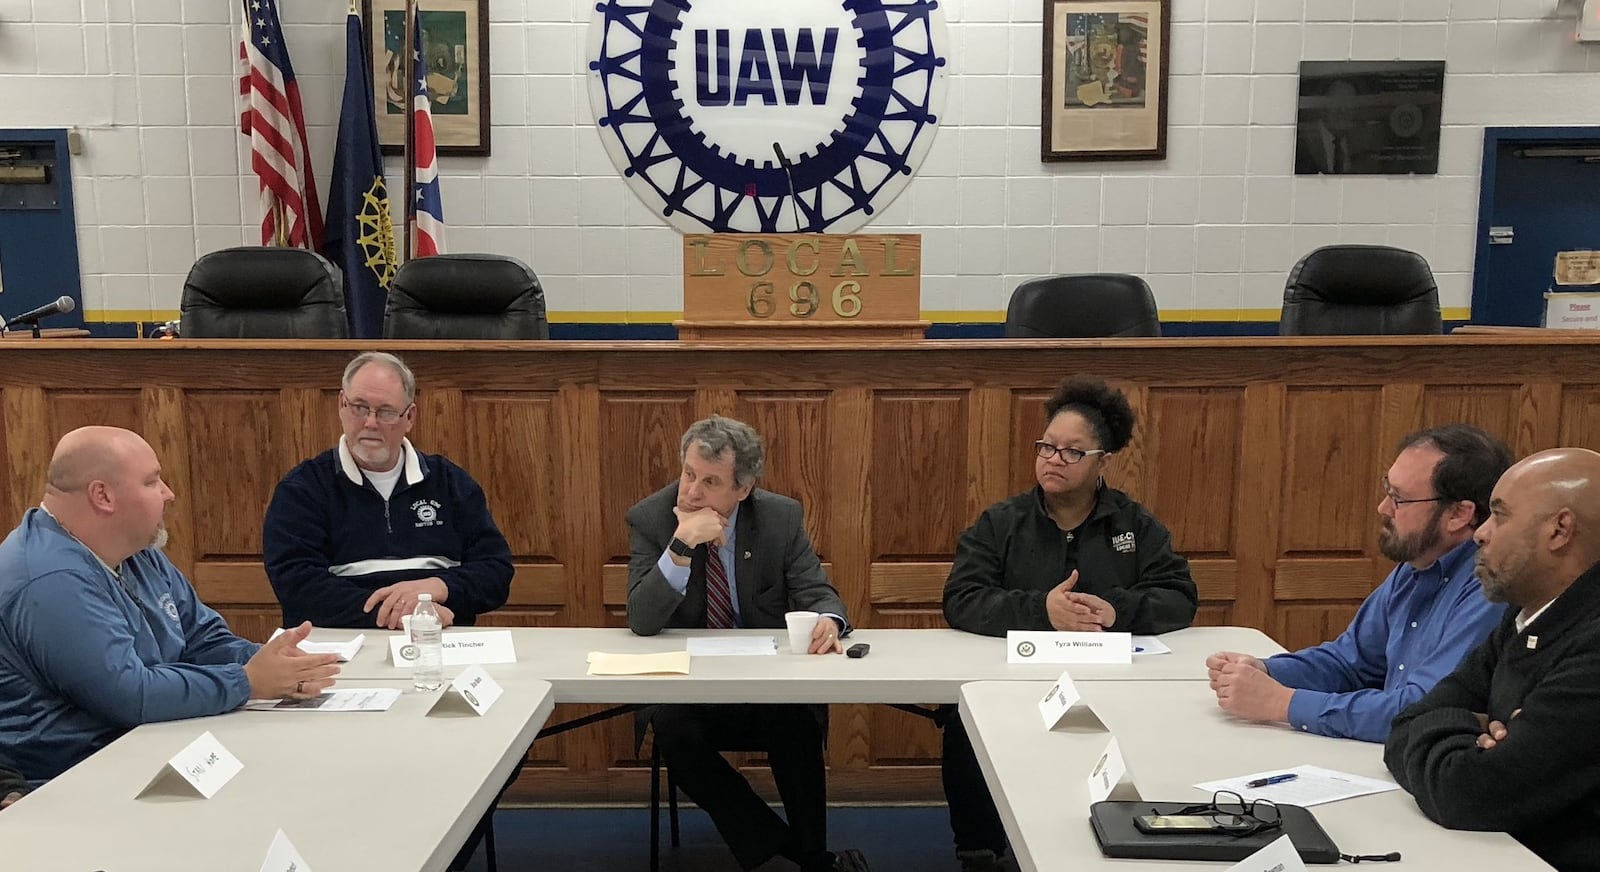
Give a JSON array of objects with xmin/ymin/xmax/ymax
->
[{"xmin": 1089, "ymin": 800, "xmax": 1342, "ymax": 863}]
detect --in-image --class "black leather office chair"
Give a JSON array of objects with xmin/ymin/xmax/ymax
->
[
  {"xmin": 180, "ymin": 247, "xmax": 348, "ymax": 338},
  {"xmin": 384, "ymin": 253, "xmax": 548, "ymax": 339},
  {"xmin": 1004, "ymin": 274, "xmax": 1162, "ymax": 338},
  {"xmin": 1279, "ymin": 245, "xmax": 1443, "ymax": 335}
]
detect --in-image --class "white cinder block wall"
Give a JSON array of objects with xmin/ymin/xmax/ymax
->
[{"xmin": 0, "ymin": 0, "xmax": 1597, "ymax": 324}]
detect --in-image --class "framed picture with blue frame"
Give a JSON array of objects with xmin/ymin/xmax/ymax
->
[
  {"xmin": 363, "ymin": 0, "xmax": 492, "ymax": 156},
  {"xmin": 1041, "ymin": 0, "xmax": 1171, "ymax": 161}
]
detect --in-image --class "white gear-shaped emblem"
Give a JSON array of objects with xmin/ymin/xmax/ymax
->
[{"xmin": 587, "ymin": 0, "xmax": 948, "ymax": 233}]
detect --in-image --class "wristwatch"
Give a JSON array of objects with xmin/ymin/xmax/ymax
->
[{"xmin": 668, "ymin": 537, "xmax": 696, "ymax": 559}]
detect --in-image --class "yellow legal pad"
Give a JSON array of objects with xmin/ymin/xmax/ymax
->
[{"xmin": 585, "ymin": 650, "xmax": 692, "ymax": 676}]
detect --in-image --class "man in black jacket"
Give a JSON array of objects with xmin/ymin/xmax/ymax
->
[{"xmin": 1385, "ymin": 447, "xmax": 1600, "ymax": 872}]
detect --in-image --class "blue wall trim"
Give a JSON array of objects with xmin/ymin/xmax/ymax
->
[{"xmin": 83, "ymin": 320, "xmax": 1470, "ymax": 341}]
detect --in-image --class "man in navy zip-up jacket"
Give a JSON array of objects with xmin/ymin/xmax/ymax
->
[{"xmin": 263, "ymin": 353, "xmax": 512, "ymax": 630}]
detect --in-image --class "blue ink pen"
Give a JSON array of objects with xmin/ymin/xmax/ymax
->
[{"xmin": 1244, "ymin": 773, "xmax": 1298, "ymax": 788}]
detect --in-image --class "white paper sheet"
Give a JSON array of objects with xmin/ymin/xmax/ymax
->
[
  {"xmin": 244, "ymin": 687, "xmax": 401, "ymax": 712},
  {"xmin": 268, "ymin": 628, "xmax": 365, "ymax": 662},
  {"xmin": 687, "ymin": 636, "xmax": 779, "ymax": 656},
  {"xmin": 1195, "ymin": 764, "xmax": 1400, "ymax": 807},
  {"xmin": 1131, "ymin": 635, "xmax": 1172, "ymax": 656}
]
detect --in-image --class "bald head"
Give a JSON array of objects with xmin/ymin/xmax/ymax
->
[
  {"xmin": 1496, "ymin": 448, "xmax": 1600, "ymax": 543},
  {"xmin": 46, "ymin": 426, "xmax": 148, "ymax": 493},
  {"xmin": 1475, "ymin": 447, "xmax": 1600, "ymax": 609},
  {"xmin": 40, "ymin": 426, "xmax": 174, "ymax": 565}
]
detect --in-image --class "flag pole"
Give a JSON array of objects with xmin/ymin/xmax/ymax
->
[{"xmin": 402, "ymin": 0, "xmax": 417, "ymax": 263}]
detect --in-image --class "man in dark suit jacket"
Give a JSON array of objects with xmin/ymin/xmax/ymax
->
[{"xmin": 627, "ymin": 416, "xmax": 866, "ymax": 872}]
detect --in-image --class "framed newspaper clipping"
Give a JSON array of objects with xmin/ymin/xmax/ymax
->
[{"xmin": 1041, "ymin": 0, "xmax": 1170, "ymax": 161}]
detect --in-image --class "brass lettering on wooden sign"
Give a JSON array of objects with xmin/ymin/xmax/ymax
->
[{"xmin": 682, "ymin": 233, "xmax": 922, "ymax": 328}]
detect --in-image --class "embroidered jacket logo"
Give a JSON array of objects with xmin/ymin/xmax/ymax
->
[
  {"xmin": 413, "ymin": 500, "xmax": 442, "ymax": 527},
  {"xmin": 1111, "ymin": 532, "xmax": 1136, "ymax": 554},
  {"xmin": 158, "ymin": 592, "xmax": 180, "ymax": 622}
]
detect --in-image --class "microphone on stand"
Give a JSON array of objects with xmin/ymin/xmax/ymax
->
[
  {"xmin": 2, "ymin": 296, "xmax": 76, "ymax": 338},
  {"xmin": 772, "ymin": 142, "xmax": 806, "ymax": 232}
]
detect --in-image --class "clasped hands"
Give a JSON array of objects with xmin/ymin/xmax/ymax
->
[
  {"xmin": 363, "ymin": 577, "xmax": 455, "ymax": 630},
  {"xmin": 1046, "ymin": 570, "xmax": 1116, "ymax": 631},
  {"xmin": 1206, "ymin": 651, "xmax": 1293, "ymax": 723}
]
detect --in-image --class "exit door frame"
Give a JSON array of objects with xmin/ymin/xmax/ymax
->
[{"xmin": 1472, "ymin": 126, "xmax": 1600, "ymax": 322}]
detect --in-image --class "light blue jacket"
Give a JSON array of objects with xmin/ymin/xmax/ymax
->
[{"xmin": 0, "ymin": 509, "xmax": 258, "ymax": 780}]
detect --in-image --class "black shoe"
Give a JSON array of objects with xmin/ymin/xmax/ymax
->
[
  {"xmin": 956, "ymin": 849, "xmax": 1017, "ymax": 872},
  {"xmin": 828, "ymin": 848, "xmax": 870, "ymax": 872}
]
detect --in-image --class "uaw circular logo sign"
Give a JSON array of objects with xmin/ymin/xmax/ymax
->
[{"xmin": 587, "ymin": 0, "xmax": 948, "ymax": 234}]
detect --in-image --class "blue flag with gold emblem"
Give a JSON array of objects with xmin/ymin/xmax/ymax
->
[{"xmin": 323, "ymin": 2, "xmax": 395, "ymax": 338}]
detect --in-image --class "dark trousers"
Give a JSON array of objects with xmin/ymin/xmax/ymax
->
[
  {"xmin": 939, "ymin": 705, "xmax": 1009, "ymax": 855},
  {"xmin": 651, "ymin": 703, "xmax": 829, "ymax": 871}
]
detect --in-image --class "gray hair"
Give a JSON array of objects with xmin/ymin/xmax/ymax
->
[
  {"xmin": 680, "ymin": 416, "xmax": 764, "ymax": 488},
  {"xmin": 342, "ymin": 352, "xmax": 416, "ymax": 404}
]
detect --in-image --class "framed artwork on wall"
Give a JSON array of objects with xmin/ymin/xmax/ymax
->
[
  {"xmin": 364, "ymin": 0, "xmax": 491, "ymax": 156},
  {"xmin": 1040, "ymin": 0, "xmax": 1171, "ymax": 161}
]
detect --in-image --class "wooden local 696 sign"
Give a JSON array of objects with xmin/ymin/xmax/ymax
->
[{"xmin": 679, "ymin": 233, "xmax": 925, "ymax": 341}]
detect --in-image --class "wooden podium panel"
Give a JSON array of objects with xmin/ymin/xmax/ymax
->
[
  {"xmin": 2, "ymin": 334, "xmax": 1598, "ymax": 804},
  {"xmin": 679, "ymin": 233, "xmax": 929, "ymax": 341}
]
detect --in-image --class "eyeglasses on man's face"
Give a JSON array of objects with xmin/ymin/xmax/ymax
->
[
  {"xmin": 1380, "ymin": 477, "xmax": 1446, "ymax": 510},
  {"xmin": 1034, "ymin": 441, "xmax": 1107, "ymax": 464},
  {"xmin": 342, "ymin": 398, "xmax": 408, "ymax": 424}
]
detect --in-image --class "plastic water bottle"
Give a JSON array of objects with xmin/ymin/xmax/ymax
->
[{"xmin": 411, "ymin": 594, "xmax": 444, "ymax": 691}]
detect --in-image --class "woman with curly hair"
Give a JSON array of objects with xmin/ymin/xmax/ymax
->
[{"xmin": 938, "ymin": 376, "xmax": 1198, "ymax": 872}]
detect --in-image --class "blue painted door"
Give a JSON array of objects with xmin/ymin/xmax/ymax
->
[
  {"xmin": 1476, "ymin": 138, "xmax": 1600, "ymax": 326},
  {"xmin": 0, "ymin": 131, "xmax": 84, "ymax": 333}
]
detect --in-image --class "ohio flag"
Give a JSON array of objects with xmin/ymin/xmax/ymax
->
[{"xmin": 409, "ymin": 5, "xmax": 445, "ymax": 257}]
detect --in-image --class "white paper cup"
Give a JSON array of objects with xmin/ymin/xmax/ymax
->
[{"xmin": 785, "ymin": 610, "xmax": 821, "ymax": 654}]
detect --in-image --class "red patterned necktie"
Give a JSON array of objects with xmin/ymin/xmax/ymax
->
[{"xmin": 703, "ymin": 545, "xmax": 736, "ymax": 629}]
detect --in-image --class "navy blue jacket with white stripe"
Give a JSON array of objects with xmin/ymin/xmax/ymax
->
[{"xmin": 263, "ymin": 439, "xmax": 513, "ymax": 629}]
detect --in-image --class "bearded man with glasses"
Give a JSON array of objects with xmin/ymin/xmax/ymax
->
[
  {"xmin": 262, "ymin": 352, "xmax": 512, "ymax": 631},
  {"xmin": 939, "ymin": 377, "xmax": 1198, "ymax": 872},
  {"xmin": 1207, "ymin": 424, "xmax": 1511, "ymax": 742}
]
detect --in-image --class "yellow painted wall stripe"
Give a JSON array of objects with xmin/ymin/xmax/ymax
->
[{"xmin": 83, "ymin": 307, "xmax": 1474, "ymax": 325}]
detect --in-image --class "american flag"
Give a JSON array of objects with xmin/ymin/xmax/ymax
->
[
  {"xmin": 409, "ymin": 6, "xmax": 445, "ymax": 257},
  {"xmin": 238, "ymin": 0, "xmax": 322, "ymax": 249}
]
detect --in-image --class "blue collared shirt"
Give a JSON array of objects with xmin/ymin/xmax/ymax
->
[
  {"xmin": 1266, "ymin": 538, "xmax": 1505, "ymax": 742},
  {"xmin": 656, "ymin": 507, "xmax": 845, "ymax": 632}
]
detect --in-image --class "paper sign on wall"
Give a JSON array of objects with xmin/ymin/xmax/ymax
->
[
  {"xmin": 259, "ymin": 829, "xmax": 314, "ymax": 872},
  {"xmin": 137, "ymin": 730, "xmax": 242, "ymax": 799},
  {"xmin": 1224, "ymin": 834, "xmax": 1306, "ymax": 872},
  {"xmin": 427, "ymin": 665, "xmax": 504, "ymax": 717},
  {"xmin": 1007, "ymin": 631, "xmax": 1132, "ymax": 665},
  {"xmin": 389, "ymin": 629, "xmax": 517, "ymax": 667}
]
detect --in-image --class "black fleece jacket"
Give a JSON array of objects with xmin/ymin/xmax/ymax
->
[{"xmin": 943, "ymin": 485, "xmax": 1197, "ymax": 636}]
